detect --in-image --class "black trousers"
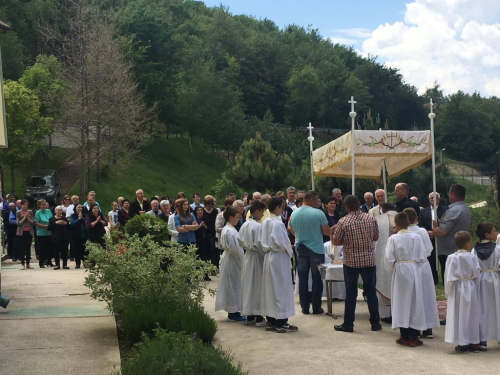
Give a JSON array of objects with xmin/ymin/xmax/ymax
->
[
  {"xmin": 18, "ymin": 232, "xmax": 32, "ymax": 265},
  {"xmin": 53, "ymin": 240, "xmax": 68, "ymax": 266},
  {"xmin": 427, "ymin": 248, "xmax": 439, "ymax": 285},
  {"xmin": 37, "ymin": 235, "xmax": 53, "ymax": 266},
  {"xmin": 74, "ymin": 238, "xmax": 87, "ymax": 267},
  {"xmin": 7, "ymin": 224, "xmax": 17, "ymax": 258},
  {"xmin": 438, "ymin": 254, "xmax": 448, "ymax": 286}
]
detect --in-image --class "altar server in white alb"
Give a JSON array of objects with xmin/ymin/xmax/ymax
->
[
  {"xmin": 403, "ymin": 207, "xmax": 439, "ymax": 339},
  {"xmin": 471, "ymin": 222, "xmax": 500, "ymax": 351},
  {"xmin": 374, "ymin": 203, "xmax": 398, "ymax": 323},
  {"xmin": 260, "ymin": 196, "xmax": 297, "ymax": 333},
  {"xmin": 215, "ymin": 207, "xmax": 246, "ymax": 322},
  {"xmin": 444, "ymin": 231, "xmax": 481, "ymax": 353},
  {"xmin": 384, "ymin": 212, "xmax": 440, "ymax": 347},
  {"xmin": 237, "ymin": 201, "xmax": 267, "ymax": 326}
]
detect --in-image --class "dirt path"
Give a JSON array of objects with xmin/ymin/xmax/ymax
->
[
  {"xmin": 204, "ymin": 278, "xmax": 499, "ymax": 375},
  {"xmin": 57, "ymin": 152, "xmax": 82, "ymax": 196}
]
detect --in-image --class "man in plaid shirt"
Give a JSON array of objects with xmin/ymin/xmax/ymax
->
[{"xmin": 332, "ymin": 195, "xmax": 381, "ymax": 333}]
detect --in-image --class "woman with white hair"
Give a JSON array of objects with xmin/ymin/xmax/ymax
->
[{"xmin": 47, "ymin": 205, "xmax": 70, "ymax": 269}]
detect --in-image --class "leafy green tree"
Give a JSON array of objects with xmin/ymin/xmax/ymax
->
[
  {"xmin": 20, "ymin": 54, "xmax": 67, "ymax": 150},
  {"xmin": 226, "ymin": 132, "xmax": 294, "ymax": 192},
  {"xmin": 1, "ymin": 80, "xmax": 49, "ymax": 192}
]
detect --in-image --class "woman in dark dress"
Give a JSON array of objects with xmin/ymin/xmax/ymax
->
[
  {"xmin": 85, "ymin": 204, "xmax": 108, "ymax": 247},
  {"xmin": 323, "ymin": 196, "xmax": 340, "ymax": 243},
  {"xmin": 47, "ymin": 205, "xmax": 69, "ymax": 270}
]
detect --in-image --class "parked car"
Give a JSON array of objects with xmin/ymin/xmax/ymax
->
[{"xmin": 24, "ymin": 169, "xmax": 61, "ymax": 205}]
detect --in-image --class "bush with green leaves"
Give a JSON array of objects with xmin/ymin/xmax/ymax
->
[
  {"xmin": 124, "ymin": 214, "xmax": 170, "ymax": 244},
  {"xmin": 120, "ymin": 295, "xmax": 217, "ymax": 344},
  {"xmin": 84, "ymin": 234, "xmax": 216, "ymax": 314},
  {"xmin": 116, "ymin": 330, "xmax": 247, "ymax": 375}
]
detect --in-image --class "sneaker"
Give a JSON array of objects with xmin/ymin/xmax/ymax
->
[
  {"xmin": 256, "ymin": 320, "xmax": 267, "ymax": 327},
  {"xmin": 266, "ymin": 322, "xmax": 275, "ymax": 331},
  {"xmin": 21, "ymin": 264, "xmax": 25, "ymax": 270},
  {"xmin": 26, "ymin": 264, "xmax": 33, "ymax": 269},
  {"xmin": 228, "ymin": 315, "xmax": 246, "ymax": 322},
  {"xmin": 420, "ymin": 329, "xmax": 433, "ymax": 339},
  {"xmin": 275, "ymin": 324, "xmax": 298, "ymax": 333},
  {"xmin": 245, "ymin": 319, "xmax": 256, "ymax": 325}
]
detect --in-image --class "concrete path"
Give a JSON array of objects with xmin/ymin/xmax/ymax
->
[
  {"xmin": 205, "ymin": 278, "xmax": 500, "ymax": 375},
  {"xmin": 0, "ymin": 255, "xmax": 120, "ymax": 375}
]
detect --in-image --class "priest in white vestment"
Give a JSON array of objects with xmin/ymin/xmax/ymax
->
[
  {"xmin": 471, "ymin": 223, "xmax": 500, "ymax": 348},
  {"xmin": 374, "ymin": 204, "xmax": 397, "ymax": 321},
  {"xmin": 238, "ymin": 201, "xmax": 267, "ymax": 325},
  {"xmin": 444, "ymin": 231, "xmax": 481, "ymax": 351},
  {"xmin": 215, "ymin": 208, "xmax": 245, "ymax": 321},
  {"xmin": 260, "ymin": 197, "xmax": 297, "ymax": 333}
]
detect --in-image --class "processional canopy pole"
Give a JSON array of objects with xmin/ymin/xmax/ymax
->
[
  {"xmin": 349, "ymin": 96, "xmax": 357, "ymax": 195},
  {"xmin": 429, "ymin": 98, "xmax": 439, "ymax": 272},
  {"xmin": 308, "ymin": 122, "xmax": 315, "ymax": 191}
]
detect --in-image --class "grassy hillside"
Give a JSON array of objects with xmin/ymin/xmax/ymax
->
[{"xmin": 69, "ymin": 136, "xmax": 228, "ymax": 210}]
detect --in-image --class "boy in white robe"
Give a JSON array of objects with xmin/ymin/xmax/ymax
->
[
  {"xmin": 215, "ymin": 207, "xmax": 246, "ymax": 322},
  {"xmin": 260, "ymin": 196, "xmax": 297, "ymax": 333},
  {"xmin": 471, "ymin": 222, "xmax": 500, "ymax": 351},
  {"xmin": 404, "ymin": 207, "xmax": 440, "ymax": 339},
  {"xmin": 444, "ymin": 231, "xmax": 481, "ymax": 353},
  {"xmin": 238, "ymin": 201, "xmax": 267, "ymax": 326},
  {"xmin": 384, "ymin": 212, "xmax": 439, "ymax": 347}
]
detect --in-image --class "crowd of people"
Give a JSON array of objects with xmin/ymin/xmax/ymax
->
[{"xmin": 2, "ymin": 182, "xmax": 499, "ymax": 351}]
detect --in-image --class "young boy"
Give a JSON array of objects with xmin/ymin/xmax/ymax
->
[
  {"xmin": 384, "ymin": 212, "xmax": 439, "ymax": 347},
  {"xmin": 260, "ymin": 196, "xmax": 297, "ymax": 333},
  {"xmin": 444, "ymin": 231, "xmax": 481, "ymax": 353},
  {"xmin": 215, "ymin": 207, "xmax": 246, "ymax": 322},
  {"xmin": 237, "ymin": 201, "xmax": 267, "ymax": 326},
  {"xmin": 403, "ymin": 207, "xmax": 440, "ymax": 338},
  {"xmin": 471, "ymin": 222, "xmax": 500, "ymax": 351}
]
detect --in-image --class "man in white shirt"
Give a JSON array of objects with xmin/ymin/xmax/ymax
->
[{"xmin": 286, "ymin": 186, "xmax": 296, "ymax": 209}]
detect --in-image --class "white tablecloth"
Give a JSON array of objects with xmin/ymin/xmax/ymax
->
[{"xmin": 318, "ymin": 263, "xmax": 345, "ymax": 281}]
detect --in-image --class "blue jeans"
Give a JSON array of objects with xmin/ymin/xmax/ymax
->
[
  {"xmin": 343, "ymin": 264, "xmax": 379, "ymax": 328},
  {"xmin": 297, "ymin": 244, "xmax": 325, "ymax": 311}
]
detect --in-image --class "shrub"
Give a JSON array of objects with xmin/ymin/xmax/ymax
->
[
  {"xmin": 116, "ymin": 330, "xmax": 247, "ymax": 375},
  {"xmin": 124, "ymin": 214, "xmax": 170, "ymax": 244},
  {"xmin": 84, "ymin": 235, "xmax": 216, "ymax": 314},
  {"xmin": 120, "ymin": 296, "xmax": 217, "ymax": 344}
]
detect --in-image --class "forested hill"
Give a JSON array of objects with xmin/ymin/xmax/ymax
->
[{"xmin": 1, "ymin": 0, "xmax": 499, "ymax": 169}]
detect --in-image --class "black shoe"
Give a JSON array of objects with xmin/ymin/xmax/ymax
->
[
  {"xmin": 39, "ymin": 265, "xmax": 45, "ymax": 268},
  {"xmin": 371, "ymin": 323, "xmax": 382, "ymax": 331},
  {"xmin": 312, "ymin": 308, "xmax": 325, "ymax": 315},
  {"xmin": 70, "ymin": 257, "xmax": 75, "ymax": 261},
  {"xmin": 334, "ymin": 324, "xmax": 353, "ymax": 332},
  {"xmin": 75, "ymin": 265, "xmax": 81, "ymax": 269},
  {"xmin": 381, "ymin": 317, "xmax": 392, "ymax": 324},
  {"xmin": 440, "ymin": 319, "xmax": 446, "ymax": 326},
  {"xmin": 301, "ymin": 308, "xmax": 310, "ymax": 315},
  {"xmin": 204, "ymin": 275, "xmax": 212, "ymax": 281}
]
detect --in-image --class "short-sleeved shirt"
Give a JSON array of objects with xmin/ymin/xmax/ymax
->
[
  {"xmin": 436, "ymin": 201, "xmax": 471, "ymax": 256},
  {"xmin": 108, "ymin": 210, "xmax": 119, "ymax": 226},
  {"xmin": 289, "ymin": 206, "xmax": 328, "ymax": 254},
  {"xmin": 35, "ymin": 209, "xmax": 53, "ymax": 236},
  {"xmin": 333, "ymin": 211, "xmax": 379, "ymax": 268},
  {"xmin": 174, "ymin": 214, "xmax": 198, "ymax": 244}
]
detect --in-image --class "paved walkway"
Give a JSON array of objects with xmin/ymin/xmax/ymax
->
[
  {"xmin": 0, "ymin": 255, "xmax": 120, "ymax": 375},
  {"xmin": 204, "ymin": 278, "xmax": 499, "ymax": 375}
]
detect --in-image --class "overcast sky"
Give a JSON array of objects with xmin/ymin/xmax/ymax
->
[{"xmin": 202, "ymin": 0, "xmax": 500, "ymax": 97}]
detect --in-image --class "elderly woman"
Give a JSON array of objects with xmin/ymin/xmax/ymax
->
[
  {"xmin": 85, "ymin": 203, "xmax": 108, "ymax": 247},
  {"xmin": 70, "ymin": 204, "xmax": 88, "ymax": 268},
  {"xmin": 232, "ymin": 199, "xmax": 245, "ymax": 231},
  {"xmin": 34, "ymin": 199, "xmax": 53, "ymax": 268},
  {"xmin": 16, "ymin": 199, "xmax": 35, "ymax": 270},
  {"xmin": 48, "ymin": 205, "xmax": 69, "ymax": 270}
]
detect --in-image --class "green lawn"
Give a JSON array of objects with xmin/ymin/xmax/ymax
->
[{"xmin": 70, "ymin": 136, "xmax": 228, "ymax": 211}]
